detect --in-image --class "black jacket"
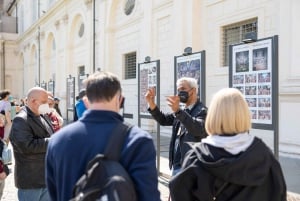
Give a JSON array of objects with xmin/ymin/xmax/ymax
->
[
  {"xmin": 149, "ymin": 100, "xmax": 207, "ymax": 169},
  {"xmin": 9, "ymin": 106, "xmax": 53, "ymax": 189},
  {"xmin": 169, "ymin": 137, "xmax": 287, "ymax": 201}
]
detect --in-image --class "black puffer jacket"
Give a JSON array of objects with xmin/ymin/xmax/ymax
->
[{"xmin": 9, "ymin": 106, "xmax": 53, "ymax": 189}]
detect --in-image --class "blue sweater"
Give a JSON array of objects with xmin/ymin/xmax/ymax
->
[{"xmin": 46, "ymin": 110, "xmax": 160, "ymax": 201}]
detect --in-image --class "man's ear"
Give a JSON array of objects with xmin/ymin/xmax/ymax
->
[
  {"xmin": 191, "ymin": 87, "xmax": 197, "ymax": 96},
  {"xmin": 82, "ymin": 96, "xmax": 90, "ymax": 108}
]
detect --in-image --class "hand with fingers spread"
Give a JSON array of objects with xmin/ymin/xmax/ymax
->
[
  {"xmin": 145, "ymin": 87, "xmax": 157, "ymax": 110},
  {"xmin": 166, "ymin": 95, "xmax": 180, "ymax": 113}
]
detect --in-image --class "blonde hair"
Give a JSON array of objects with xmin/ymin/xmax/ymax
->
[{"xmin": 205, "ymin": 88, "xmax": 251, "ymax": 135}]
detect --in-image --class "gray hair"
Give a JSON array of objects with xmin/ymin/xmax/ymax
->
[{"xmin": 176, "ymin": 77, "xmax": 198, "ymax": 89}]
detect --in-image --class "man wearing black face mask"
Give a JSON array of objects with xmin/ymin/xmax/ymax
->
[{"xmin": 145, "ymin": 77, "xmax": 207, "ymax": 176}]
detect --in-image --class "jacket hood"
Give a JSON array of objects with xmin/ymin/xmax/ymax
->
[{"xmin": 192, "ymin": 137, "xmax": 273, "ymax": 186}]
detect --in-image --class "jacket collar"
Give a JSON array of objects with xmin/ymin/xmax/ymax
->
[
  {"xmin": 80, "ymin": 109, "xmax": 124, "ymax": 123},
  {"xmin": 24, "ymin": 106, "xmax": 54, "ymax": 135},
  {"xmin": 24, "ymin": 106, "xmax": 39, "ymax": 117}
]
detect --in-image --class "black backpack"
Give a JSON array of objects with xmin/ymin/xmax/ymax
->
[{"xmin": 70, "ymin": 123, "xmax": 137, "ymax": 201}]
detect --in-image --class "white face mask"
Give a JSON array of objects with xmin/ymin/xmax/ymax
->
[{"xmin": 38, "ymin": 103, "xmax": 50, "ymax": 115}]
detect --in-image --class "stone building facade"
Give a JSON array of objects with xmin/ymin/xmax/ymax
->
[{"xmin": 0, "ymin": 0, "xmax": 300, "ymax": 158}]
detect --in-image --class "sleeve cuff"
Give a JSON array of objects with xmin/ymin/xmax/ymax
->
[{"xmin": 174, "ymin": 109, "xmax": 181, "ymax": 116}]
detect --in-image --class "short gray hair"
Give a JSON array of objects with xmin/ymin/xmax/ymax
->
[{"xmin": 176, "ymin": 77, "xmax": 198, "ymax": 89}]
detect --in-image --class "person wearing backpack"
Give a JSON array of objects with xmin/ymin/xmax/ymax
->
[{"xmin": 46, "ymin": 71, "xmax": 161, "ymax": 201}]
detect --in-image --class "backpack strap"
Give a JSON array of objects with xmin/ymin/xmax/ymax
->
[{"xmin": 104, "ymin": 122, "xmax": 133, "ymax": 160}]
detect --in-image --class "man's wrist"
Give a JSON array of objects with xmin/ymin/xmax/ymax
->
[{"xmin": 149, "ymin": 104, "xmax": 156, "ymax": 111}]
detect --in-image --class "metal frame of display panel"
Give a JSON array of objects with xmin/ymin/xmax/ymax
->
[
  {"xmin": 66, "ymin": 76, "xmax": 75, "ymax": 123},
  {"xmin": 137, "ymin": 59, "xmax": 161, "ymax": 172}
]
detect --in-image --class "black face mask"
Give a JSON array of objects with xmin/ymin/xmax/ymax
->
[{"xmin": 178, "ymin": 91, "xmax": 189, "ymax": 103}]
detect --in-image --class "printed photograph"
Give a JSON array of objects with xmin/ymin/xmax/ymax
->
[
  {"xmin": 246, "ymin": 98, "xmax": 257, "ymax": 107},
  {"xmin": 253, "ymin": 47, "xmax": 268, "ymax": 71},
  {"xmin": 258, "ymin": 110, "xmax": 271, "ymax": 120},
  {"xmin": 139, "ymin": 63, "xmax": 158, "ymax": 115},
  {"xmin": 245, "ymin": 86, "xmax": 257, "ymax": 96},
  {"xmin": 233, "ymin": 75, "xmax": 244, "ymax": 84},
  {"xmin": 258, "ymin": 72, "xmax": 271, "ymax": 83},
  {"xmin": 177, "ymin": 59, "xmax": 200, "ymax": 79},
  {"xmin": 245, "ymin": 74, "xmax": 257, "ymax": 84},
  {"xmin": 235, "ymin": 51, "xmax": 249, "ymax": 72},
  {"xmin": 176, "ymin": 55, "xmax": 202, "ymax": 96},
  {"xmin": 250, "ymin": 110, "xmax": 257, "ymax": 120},
  {"xmin": 234, "ymin": 86, "xmax": 244, "ymax": 94},
  {"xmin": 258, "ymin": 98, "xmax": 271, "ymax": 108},
  {"xmin": 258, "ymin": 85, "xmax": 271, "ymax": 95}
]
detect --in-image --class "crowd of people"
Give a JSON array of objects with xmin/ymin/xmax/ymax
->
[{"xmin": 0, "ymin": 71, "xmax": 287, "ymax": 201}]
